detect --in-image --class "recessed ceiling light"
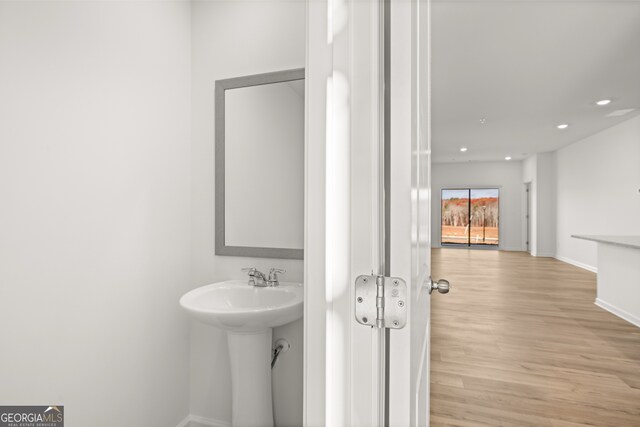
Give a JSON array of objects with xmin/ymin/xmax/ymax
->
[
  {"xmin": 479, "ymin": 118, "xmax": 487, "ymax": 124},
  {"xmin": 460, "ymin": 147, "xmax": 468, "ymax": 152},
  {"xmin": 596, "ymin": 99, "xmax": 611, "ymax": 106},
  {"xmin": 505, "ymin": 156, "xmax": 512, "ymax": 161},
  {"xmin": 557, "ymin": 123, "xmax": 569, "ymax": 130}
]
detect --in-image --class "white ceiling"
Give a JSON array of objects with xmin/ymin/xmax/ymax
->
[{"xmin": 431, "ymin": 1, "xmax": 640, "ymax": 163}]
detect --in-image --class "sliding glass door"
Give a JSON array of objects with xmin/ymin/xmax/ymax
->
[
  {"xmin": 441, "ymin": 188, "xmax": 499, "ymax": 247},
  {"xmin": 441, "ymin": 189, "xmax": 470, "ymax": 245}
]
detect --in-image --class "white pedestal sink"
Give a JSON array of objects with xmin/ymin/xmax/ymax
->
[{"xmin": 180, "ymin": 280, "xmax": 303, "ymax": 427}]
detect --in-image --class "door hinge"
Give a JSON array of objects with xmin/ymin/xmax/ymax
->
[{"xmin": 355, "ymin": 274, "xmax": 407, "ymax": 329}]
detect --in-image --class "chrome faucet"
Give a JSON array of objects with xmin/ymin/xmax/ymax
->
[
  {"xmin": 267, "ymin": 268, "xmax": 286, "ymax": 287},
  {"xmin": 241, "ymin": 267, "xmax": 286, "ymax": 287},
  {"xmin": 241, "ymin": 268, "xmax": 268, "ymax": 287}
]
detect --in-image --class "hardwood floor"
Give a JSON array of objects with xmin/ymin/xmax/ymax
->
[{"xmin": 430, "ymin": 248, "xmax": 640, "ymax": 427}]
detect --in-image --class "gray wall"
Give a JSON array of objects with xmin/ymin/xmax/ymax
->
[
  {"xmin": 190, "ymin": 1, "xmax": 305, "ymax": 426},
  {"xmin": 0, "ymin": 2, "xmax": 192, "ymax": 426}
]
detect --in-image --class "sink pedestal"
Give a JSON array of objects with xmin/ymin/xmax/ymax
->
[
  {"xmin": 227, "ymin": 329, "xmax": 274, "ymax": 427},
  {"xmin": 180, "ymin": 281, "xmax": 303, "ymax": 427}
]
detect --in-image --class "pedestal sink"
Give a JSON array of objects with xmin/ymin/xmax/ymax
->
[{"xmin": 180, "ymin": 280, "xmax": 303, "ymax": 427}]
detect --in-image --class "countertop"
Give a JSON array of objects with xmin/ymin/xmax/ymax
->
[{"xmin": 572, "ymin": 235, "xmax": 640, "ymax": 250}]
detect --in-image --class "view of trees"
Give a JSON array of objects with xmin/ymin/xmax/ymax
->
[
  {"xmin": 441, "ymin": 197, "xmax": 470, "ymax": 228},
  {"xmin": 441, "ymin": 189, "xmax": 499, "ymax": 246},
  {"xmin": 470, "ymin": 197, "xmax": 498, "ymax": 228}
]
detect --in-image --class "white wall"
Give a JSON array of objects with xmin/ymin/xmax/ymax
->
[
  {"xmin": 190, "ymin": 1, "xmax": 305, "ymax": 426},
  {"xmin": 556, "ymin": 115, "xmax": 640, "ymax": 270},
  {"xmin": 432, "ymin": 161, "xmax": 525, "ymax": 251},
  {"xmin": 0, "ymin": 2, "xmax": 192, "ymax": 426}
]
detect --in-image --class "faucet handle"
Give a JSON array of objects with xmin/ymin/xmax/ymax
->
[
  {"xmin": 269, "ymin": 268, "xmax": 286, "ymax": 276},
  {"xmin": 268, "ymin": 268, "xmax": 286, "ymax": 286}
]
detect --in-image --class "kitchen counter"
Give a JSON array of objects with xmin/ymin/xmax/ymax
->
[
  {"xmin": 572, "ymin": 235, "xmax": 640, "ymax": 250},
  {"xmin": 572, "ymin": 235, "xmax": 640, "ymax": 328}
]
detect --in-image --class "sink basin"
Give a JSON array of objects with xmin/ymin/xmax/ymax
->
[
  {"xmin": 180, "ymin": 280, "xmax": 303, "ymax": 332},
  {"xmin": 180, "ymin": 279, "xmax": 303, "ymax": 427}
]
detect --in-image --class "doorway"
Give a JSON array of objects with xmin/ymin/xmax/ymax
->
[{"xmin": 525, "ymin": 182, "xmax": 531, "ymax": 253}]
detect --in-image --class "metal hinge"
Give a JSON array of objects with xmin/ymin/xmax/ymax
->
[{"xmin": 355, "ymin": 274, "xmax": 407, "ymax": 329}]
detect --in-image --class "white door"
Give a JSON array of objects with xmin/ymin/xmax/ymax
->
[
  {"xmin": 303, "ymin": 0, "xmax": 389, "ymax": 425},
  {"xmin": 303, "ymin": 0, "xmax": 443, "ymax": 426},
  {"xmin": 387, "ymin": 0, "xmax": 441, "ymax": 425}
]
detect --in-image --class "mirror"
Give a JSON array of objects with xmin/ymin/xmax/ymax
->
[{"xmin": 215, "ymin": 69, "xmax": 304, "ymax": 259}]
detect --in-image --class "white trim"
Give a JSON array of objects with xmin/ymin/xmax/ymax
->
[
  {"xmin": 176, "ymin": 415, "xmax": 231, "ymax": 427},
  {"xmin": 303, "ymin": 0, "xmax": 329, "ymax": 424},
  {"xmin": 388, "ymin": 0, "xmax": 422, "ymax": 424},
  {"xmin": 554, "ymin": 255, "xmax": 598, "ymax": 273},
  {"xmin": 595, "ymin": 298, "xmax": 640, "ymax": 328}
]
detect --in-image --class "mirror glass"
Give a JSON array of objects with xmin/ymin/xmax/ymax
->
[{"xmin": 216, "ymin": 69, "xmax": 304, "ymax": 259}]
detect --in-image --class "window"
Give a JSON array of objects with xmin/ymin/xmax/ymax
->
[{"xmin": 441, "ymin": 188, "xmax": 499, "ymax": 247}]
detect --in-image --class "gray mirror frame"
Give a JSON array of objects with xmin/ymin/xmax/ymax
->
[{"xmin": 215, "ymin": 68, "xmax": 305, "ymax": 260}]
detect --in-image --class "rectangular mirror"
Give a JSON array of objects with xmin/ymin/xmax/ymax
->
[{"xmin": 215, "ymin": 68, "xmax": 304, "ymax": 259}]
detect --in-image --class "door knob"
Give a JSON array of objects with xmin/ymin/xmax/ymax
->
[{"xmin": 429, "ymin": 278, "xmax": 450, "ymax": 295}]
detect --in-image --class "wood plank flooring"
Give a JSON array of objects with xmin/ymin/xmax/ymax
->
[{"xmin": 430, "ymin": 248, "xmax": 640, "ymax": 427}]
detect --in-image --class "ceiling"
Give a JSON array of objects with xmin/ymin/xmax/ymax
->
[{"xmin": 431, "ymin": 1, "xmax": 640, "ymax": 163}]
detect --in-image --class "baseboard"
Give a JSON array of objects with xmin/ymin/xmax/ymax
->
[
  {"xmin": 176, "ymin": 415, "xmax": 231, "ymax": 427},
  {"xmin": 595, "ymin": 298, "xmax": 640, "ymax": 328},
  {"xmin": 554, "ymin": 255, "xmax": 597, "ymax": 273}
]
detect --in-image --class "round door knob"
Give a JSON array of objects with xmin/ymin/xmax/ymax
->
[{"xmin": 430, "ymin": 278, "xmax": 450, "ymax": 294}]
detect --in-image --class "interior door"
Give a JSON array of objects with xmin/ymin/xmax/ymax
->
[
  {"xmin": 303, "ymin": 0, "xmax": 390, "ymax": 425},
  {"xmin": 387, "ymin": 0, "xmax": 445, "ymax": 425},
  {"xmin": 526, "ymin": 183, "xmax": 531, "ymax": 252},
  {"xmin": 303, "ymin": 0, "xmax": 441, "ymax": 425}
]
